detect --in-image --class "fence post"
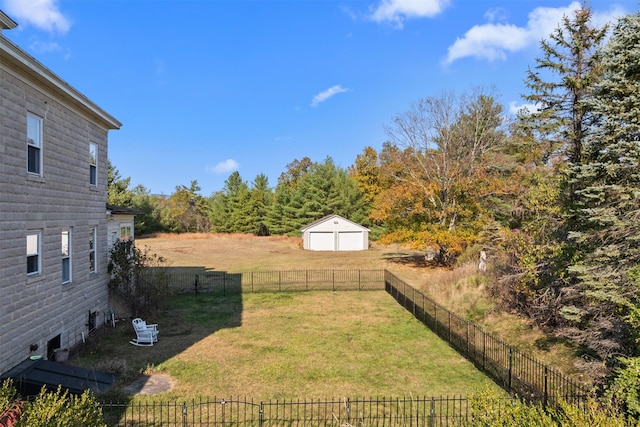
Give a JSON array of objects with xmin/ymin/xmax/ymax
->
[
  {"xmin": 428, "ymin": 397, "xmax": 435, "ymax": 427},
  {"xmin": 544, "ymin": 366, "xmax": 548, "ymax": 407},
  {"xmin": 358, "ymin": 270, "xmax": 361, "ymax": 291},
  {"xmin": 306, "ymin": 270, "xmax": 309, "ymax": 291},
  {"xmin": 434, "ymin": 304, "xmax": 438, "ymax": 336},
  {"xmin": 346, "ymin": 397, "xmax": 351, "ymax": 424},
  {"xmin": 333, "ymin": 270, "xmax": 336, "ymax": 291},
  {"xmin": 466, "ymin": 323, "xmax": 469, "ymax": 357},
  {"xmin": 482, "ymin": 333, "xmax": 486, "ymax": 371},
  {"xmin": 182, "ymin": 402, "xmax": 188, "ymax": 427},
  {"xmin": 508, "ymin": 348, "xmax": 513, "ymax": 391},
  {"xmin": 259, "ymin": 402, "xmax": 264, "ymax": 427},
  {"xmin": 412, "ymin": 287, "xmax": 416, "ymax": 316}
]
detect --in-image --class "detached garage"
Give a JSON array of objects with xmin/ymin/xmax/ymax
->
[{"xmin": 301, "ymin": 215, "xmax": 369, "ymax": 251}]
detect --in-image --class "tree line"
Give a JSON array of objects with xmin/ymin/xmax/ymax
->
[
  {"xmin": 109, "ymin": 4, "xmax": 640, "ymax": 416},
  {"xmin": 108, "ymin": 156, "xmax": 378, "ymax": 238}
]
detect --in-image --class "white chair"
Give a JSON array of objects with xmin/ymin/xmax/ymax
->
[{"xmin": 129, "ymin": 318, "xmax": 159, "ymax": 346}]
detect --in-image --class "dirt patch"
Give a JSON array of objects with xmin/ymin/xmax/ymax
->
[{"xmin": 122, "ymin": 373, "xmax": 174, "ymax": 395}]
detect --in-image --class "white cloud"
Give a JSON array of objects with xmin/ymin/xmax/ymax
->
[
  {"xmin": 509, "ymin": 101, "xmax": 540, "ymax": 116},
  {"xmin": 207, "ymin": 159, "xmax": 239, "ymax": 174},
  {"xmin": 311, "ymin": 85, "xmax": 349, "ymax": 107},
  {"xmin": 29, "ymin": 39, "xmax": 62, "ymax": 54},
  {"xmin": 444, "ymin": 1, "xmax": 623, "ymax": 65},
  {"xmin": 445, "ymin": 23, "xmax": 530, "ymax": 64},
  {"xmin": 369, "ymin": 0, "xmax": 449, "ymax": 28},
  {"xmin": 484, "ymin": 7, "xmax": 508, "ymax": 23},
  {"xmin": 2, "ymin": 0, "xmax": 71, "ymax": 34}
]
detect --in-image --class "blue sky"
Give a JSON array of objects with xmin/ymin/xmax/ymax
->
[{"xmin": 2, "ymin": 0, "xmax": 636, "ymax": 196}]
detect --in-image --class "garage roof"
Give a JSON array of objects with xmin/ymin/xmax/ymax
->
[{"xmin": 300, "ymin": 214, "xmax": 369, "ymax": 232}]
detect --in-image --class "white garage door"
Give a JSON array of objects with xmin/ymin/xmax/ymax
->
[
  {"xmin": 309, "ymin": 232, "xmax": 335, "ymax": 251},
  {"xmin": 338, "ymin": 231, "xmax": 363, "ymax": 251}
]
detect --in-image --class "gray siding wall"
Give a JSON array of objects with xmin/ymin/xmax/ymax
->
[{"xmin": 0, "ymin": 65, "xmax": 111, "ymax": 374}]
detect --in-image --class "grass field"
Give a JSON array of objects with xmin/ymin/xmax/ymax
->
[
  {"xmin": 71, "ymin": 233, "xmax": 586, "ymax": 402},
  {"xmin": 75, "ymin": 291, "xmax": 500, "ymax": 400},
  {"xmin": 133, "ymin": 233, "xmax": 583, "ymax": 380}
]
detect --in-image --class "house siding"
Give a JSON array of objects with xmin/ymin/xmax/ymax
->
[{"xmin": 0, "ymin": 26, "xmax": 120, "ymax": 374}]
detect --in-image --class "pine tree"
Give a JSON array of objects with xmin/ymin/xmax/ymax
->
[
  {"xmin": 500, "ymin": 3, "xmax": 610, "ymax": 357},
  {"xmin": 565, "ymin": 10, "xmax": 640, "ymax": 362},
  {"xmin": 267, "ymin": 158, "xmax": 369, "ymax": 235},
  {"xmin": 520, "ymin": 1, "xmax": 607, "ymax": 166},
  {"xmin": 248, "ymin": 173, "xmax": 273, "ymax": 235}
]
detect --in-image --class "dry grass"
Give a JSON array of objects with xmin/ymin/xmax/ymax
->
[
  {"xmin": 409, "ymin": 262, "xmax": 586, "ymax": 381},
  {"xmin": 133, "ymin": 234, "xmax": 585, "ymax": 383},
  {"xmin": 136, "ymin": 235, "xmax": 425, "ymax": 276}
]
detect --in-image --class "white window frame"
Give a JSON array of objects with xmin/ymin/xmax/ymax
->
[
  {"xmin": 120, "ymin": 224, "xmax": 132, "ymax": 240},
  {"xmin": 89, "ymin": 143, "xmax": 97, "ymax": 186},
  {"xmin": 27, "ymin": 231, "xmax": 41, "ymax": 275},
  {"xmin": 62, "ymin": 228, "xmax": 72, "ymax": 284},
  {"xmin": 27, "ymin": 113, "xmax": 43, "ymax": 176},
  {"xmin": 89, "ymin": 227, "xmax": 97, "ymax": 273}
]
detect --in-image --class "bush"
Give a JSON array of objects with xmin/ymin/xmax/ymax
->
[
  {"xmin": 18, "ymin": 385, "xmax": 106, "ymax": 427},
  {"xmin": 0, "ymin": 379, "xmax": 18, "ymax": 412},
  {"xmin": 466, "ymin": 389, "xmax": 629, "ymax": 427},
  {"xmin": 108, "ymin": 239, "xmax": 172, "ymax": 316},
  {"xmin": 1, "ymin": 381, "xmax": 106, "ymax": 427}
]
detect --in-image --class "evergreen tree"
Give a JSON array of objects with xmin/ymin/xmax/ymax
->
[
  {"xmin": 107, "ymin": 160, "xmax": 133, "ymax": 206},
  {"xmin": 130, "ymin": 184, "xmax": 166, "ymax": 235},
  {"xmin": 268, "ymin": 158, "xmax": 368, "ymax": 235},
  {"xmin": 520, "ymin": 1, "xmax": 607, "ymax": 167},
  {"xmin": 497, "ymin": 4, "xmax": 610, "ymax": 359},
  {"xmin": 565, "ymin": 10, "xmax": 640, "ymax": 363},
  {"xmin": 211, "ymin": 171, "xmax": 253, "ymax": 233},
  {"xmin": 267, "ymin": 158, "xmax": 315, "ymax": 235},
  {"xmin": 249, "ymin": 173, "xmax": 272, "ymax": 235}
]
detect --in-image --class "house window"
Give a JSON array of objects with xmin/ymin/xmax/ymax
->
[
  {"xmin": 89, "ymin": 143, "xmax": 97, "ymax": 186},
  {"xmin": 62, "ymin": 229, "xmax": 72, "ymax": 283},
  {"xmin": 27, "ymin": 113, "xmax": 43, "ymax": 175},
  {"xmin": 27, "ymin": 231, "xmax": 41, "ymax": 275},
  {"xmin": 89, "ymin": 227, "xmax": 96, "ymax": 273},
  {"xmin": 120, "ymin": 225, "xmax": 132, "ymax": 240}
]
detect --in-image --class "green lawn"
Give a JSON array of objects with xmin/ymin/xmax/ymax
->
[{"xmin": 74, "ymin": 290, "xmax": 500, "ymax": 401}]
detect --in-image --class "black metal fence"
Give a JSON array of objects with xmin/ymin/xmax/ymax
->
[
  {"xmin": 383, "ymin": 271, "xmax": 587, "ymax": 405},
  {"xmin": 103, "ymin": 269, "xmax": 588, "ymax": 426},
  {"xmin": 101, "ymin": 395, "xmax": 470, "ymax": 426},
  {"xmin": 155, "ymin": 269, "xmax": 386, "ymax": 294}
]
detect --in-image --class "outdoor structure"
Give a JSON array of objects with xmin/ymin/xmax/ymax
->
[
  {"xmin": 301, "ymin": 214, "xmax": 369, "ymax": 251},
  {"xmin": 0, "ymin": 11, "xmax": 121, "ymax": 375},
  {"xmin": 107, "ymin": 204, "xmax": 139, "ymax": 247}
]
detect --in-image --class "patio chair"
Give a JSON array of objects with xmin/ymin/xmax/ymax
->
[{"xmin": 129, "ymin": 318, "xmax": 159, "ymax": 346}]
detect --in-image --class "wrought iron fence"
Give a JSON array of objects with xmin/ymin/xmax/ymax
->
[
  {"xmin": 101, "ymin": 395, "xmax": 470, "ymax": 427},
  {"xmin": 104, "ymin": 269, "xmax": 588, "ymax": 425},
  {"xmin": 149, "ymin": 269, "xmax": 386, "ymax": 294},
  {"xmin": 383, "ymin": 271, "xmax": 587, "ymax": 405}
]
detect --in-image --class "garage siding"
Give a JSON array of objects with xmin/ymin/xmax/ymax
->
[{"xmin": 301, "ymin": 215, "xmax": 369, "ymax": 251}]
